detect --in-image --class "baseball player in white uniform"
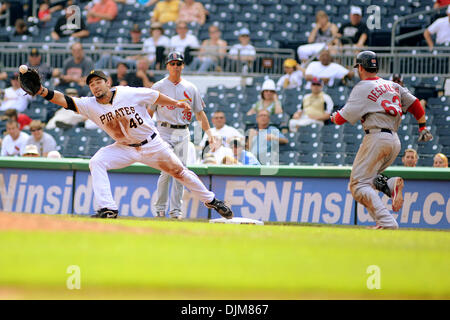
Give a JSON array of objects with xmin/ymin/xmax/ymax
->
[
  {"xmin": 34, "ymin": 69, "xmax": 233, "ymax": 219},
  {"xmin": 330, "ymin": 51, "xmax": 433, "ymax": 229},
  {"xmin": 148, "ymin": 52, "xmax": 218, "ymax": 219}
]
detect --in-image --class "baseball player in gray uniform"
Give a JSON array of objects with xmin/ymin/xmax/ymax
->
[
  {"xmin": 148, "ymin": 52, "xmax": 219, "ymax": 219},
  {"xmin": 330, "ymin": 51, "xmax": 433, "ymax": 229},
  {"xmin": 33, "ymin": 69, "xmax": 232, "ymax": 220}
]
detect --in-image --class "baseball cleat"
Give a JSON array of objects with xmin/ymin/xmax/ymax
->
[
  {"xmin": 205, "ymin": 198, "xmax": 233, "ymax": 219},
  {"xmin": 156, "ymin": 211, "xmax": 166, "ymax": 218},
  {"xmin": 169, "ymin": 212, "xmax": 183, "ymax": 220},
  {"xmin": 91, "ymin": 208, "xmax": 118, "ymax": 219},
  {"xmin": 367, "ymin": 225, "xmax": 398, "ymax": 230},
  {"xmin": 391, "ymin": 177, "xmax": 404, "ymax": 212}
]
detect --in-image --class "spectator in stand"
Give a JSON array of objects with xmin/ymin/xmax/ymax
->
[
  {"xmin": 1, "ymin": 119, "xmax": 29, "ymax": 156},
  {"xmin": 142, "ymin": 23, "xmax": 170, "ymax": 70},
  {"xmin": 1, "ymin": 108, "xmax": 32, "ymax": 130},
  {"xmin": 198, "ymin": 110, "xmax": 243, "ymax": 152},
  {"xmin": 26, "ymin": 120, "xmax": 58, "ymax": 157},
  {"xmin": 276, "ymin": 58, "xmax": 304, "ymax": 90},
  {"xmin": 423, "ymin": 6, "xmax": 450, "ymax": 51},
  {"xmin": 178, "ymin": 0, "xmax": 206, "ymax": 26},
  {"xmin": 110, "ymin": 62, "xmax": 133, "ymax": 86},
  {"xmin": 86, "ymin": 0, "xmax": 118, "ymax": 24},
  {"xmin": 202, "ymin": 153, "xmax": 217, "ymax": 165},
  {"xmin": 222, "ymin": 155, "xmax": 240, "ymax": 165},
  {"xmin": 22, "ymin": 144, "xmax": 40, "ymax": 157},
  {"xmin": 248, "ymin": 109, "xmax": 288, "ymax": 165},
  {"xmin": 94, "ymin": 24, "xmax": 145, "ymax": 69},
  {"xmin": 27, "ymin": 48, "xmax": 53, "ymax": 81},
  {"xmin": 0, "ymin": 62, "xmax": 8, "ymax": 88},
  {"xmin": 337, "ymin": 6, "xmax": 368, "ymax": 48},
  {"xmin": 227, "ymin": 28, "xmax": 256, "ymax": 73},
  {"xmin": 51, "ymin": 3, "xmax": 90, "ymax": 41},
  {"xmin": 402, "ymin": 148, "xmax": 418, "ymax": 167},
  {"xmin": 13, "ymin": 18, "xmax": 30, "ymax": 36},
  {"xmin": 38, "ymin": 0, "xmax": 52, "ymax": 23},
  {"xmin": 188, "ymin": 24, "xmax": 227, "ymax": 73},
  {"xmin": 288, "ymin": 77, "xmax": 334, "ymax": 132},
  {"xmin": 54, "ymin": 42, "xmax": 94, "ymax": 87},
  {"xmin": 0, "ymin": 73, "xmax": 32, "ymax": 112},
  {"xmin": 46, "ymin": 88, "xmax": 87, "ymax": 130},
  {"xmin": 169, "ymin": 21, "xmax": 200, "ymax": 66},
  {"xmin": 230, "ymin": 137, "xmax": 260, "ymax": 165},
  {"xmin": 38, "ymin": 0, "xmax": 64, "ymax": 24},
  {"xmin": 247, "ymin": 79, "xmax": 283, "ymax": 116},
  {"xmin": 304, "ymin": 49, "xmax": 354, "ymax": 88},
  {"xmin": 297, "ymin": 10, "xmax": 339, "ymax": 65},
  {"xmin": 433, "ymin": 0, "xmax": 450, "ymax": 9},
  {"xmin": 151, "ymin": 0, "xmax": 180, "ymax": 24},
  {"xmin": 433, "ymin": 153, "xmax": 448, "ymax": 167},
  {"xmin": 127, "ymin": 58, "xmax": 156, "ymax": 88}
]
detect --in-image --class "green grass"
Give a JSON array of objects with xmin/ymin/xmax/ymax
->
[{"xmin": 0, "ymin": 215, "xmax": 449, "ymax": 299}]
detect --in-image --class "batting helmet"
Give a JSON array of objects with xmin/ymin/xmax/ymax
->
[
  {"xmin": 166, "ymin": 51, "xmax": 184, "ymax": 64},
  {"xmin": 353, "ymin": 51, "xmax": 378, "ymax": 71}
]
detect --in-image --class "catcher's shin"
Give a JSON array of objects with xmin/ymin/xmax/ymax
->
[{"xmin": 18, "ymin": 68, "xmax": 42, "ymax": 96}]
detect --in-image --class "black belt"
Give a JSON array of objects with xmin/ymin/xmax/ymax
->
[
  {"xmin": 159, "ymin": 122, "xmax": 188, "ymax": 129},
  {"xmin": 128, "ymin": 132, "xmax": 157, "ymax": 147},
  {"xmin": 365, "ymin": 128, "xmax": 392, "ymax": 134}
]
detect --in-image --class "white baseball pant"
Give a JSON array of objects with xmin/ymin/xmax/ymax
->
[{"xmin": 89, "ymin": 133, "xmax": 214, "ymax": 212}]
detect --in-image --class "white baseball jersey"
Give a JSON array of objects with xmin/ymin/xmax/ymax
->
[
  {"xmin": 338, "ymin": 77, "xmax": 417, "ymax": 131},
  {"xmin": 72, "ymin": 86, "xmax": 160, "ymax": 145},
  {"xmin": 150, "ymin": 77, "xmax": 204, "ymax": 125}
]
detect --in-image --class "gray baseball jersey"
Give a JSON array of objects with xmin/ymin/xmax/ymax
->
[
  {"xmin": 339, "ymin": 77, "xmax": 417, "ymax": 131},
  {"xmin": 150, "ymin": 77, "xmax": 205, "ymax": 125}
]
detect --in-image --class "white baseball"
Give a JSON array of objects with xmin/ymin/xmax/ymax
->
[{"xmin": 19, "ymin": 65, "xmax": 28, "ymax": 74}]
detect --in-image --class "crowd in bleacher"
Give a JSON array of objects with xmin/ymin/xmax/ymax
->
[{"xmin": 0, "ymin": 0, "xmax": 448, "ymax": 168}]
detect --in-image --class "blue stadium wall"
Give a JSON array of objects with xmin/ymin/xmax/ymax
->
[{"xmin": 0, "ymin": 157, "xmax": 449, "ymax": 229}]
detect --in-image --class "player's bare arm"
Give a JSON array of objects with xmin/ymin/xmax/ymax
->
[
  {"xmin": 155, "ymin": 93, "xmax": 191, "ymax": 112},
  {"xmin": 195, "ymin": 110, "xmax": 220, "ymax": 151}
]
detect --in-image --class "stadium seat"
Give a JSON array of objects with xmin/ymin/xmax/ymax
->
[
  {"xmin": 344, "ymin": 143, "xmax": 360, "ymax": 154},
  {"xmin": 298, "ymin": 152, "xmax": 322, "ymax": 165},
  {"xmin": 322, "ymin": 141, "xmax": 345, "ymax": 153},
  {"xmin": 321, "ymin": 153, "xmax": 345, "ymax": 166},
  {"xmin": 418, "ymin": 156, "xmax": 435, "ymax": 167},
  {"xmin": 279, "ymin": 151, "xmax": 300, "ymax": 165},
  {"xmin": 417, "ymin": 141, "xmax": 442, "ymax": 155},
  {"xmin": 321, "ymin": 132, "xmax": 343, "ymax": 144}
]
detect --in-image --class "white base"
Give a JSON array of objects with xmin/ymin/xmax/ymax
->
[{"xmin": 209, "ymin": 217, "xmax": 264, "ymax": 225}]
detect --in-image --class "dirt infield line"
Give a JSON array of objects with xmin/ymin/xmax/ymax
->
[{"xmin": 0, "ymin": 212, "xmax": 153, "ymax": 234}]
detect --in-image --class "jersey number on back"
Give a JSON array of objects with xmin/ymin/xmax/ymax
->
[
  {"xmin": 381, "ymin": 96, "xmax": 403, "ymax": 117},
  {"xmin": 129, "ymin": 113, "xmax": 144, "ymax": 128}
]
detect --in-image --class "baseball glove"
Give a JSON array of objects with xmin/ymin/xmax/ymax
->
[
  {"xmin": 19, "ymin": 68, "xmax": 42, "ymax": 96},
  {"xmin": 418, "ymin": 128, "xmax": 433, "ymax": 142}
]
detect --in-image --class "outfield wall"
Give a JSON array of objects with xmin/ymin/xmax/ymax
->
[{"xmin": 0, "ymin": 157, "xmax": 449, "ymax": 229}]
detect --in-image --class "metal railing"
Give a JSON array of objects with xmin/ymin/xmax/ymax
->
[
  {"xmin": 0, "ymin": 42, "xmax": 449, "ymax": 77},
  {"xmin": 332, "ymin": 46, "xmax": 450, "ymax": 77},
  {"xmin": 0, "ymin": 42, "xmax": 295, "ymax": 76}
]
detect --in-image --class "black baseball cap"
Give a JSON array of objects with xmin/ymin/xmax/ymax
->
[
  {"xmin": 30, "ymin": 48, "xmax": 40, "ymax": 56},
  {"xmin": 165, "ymin": 51, "xmax": 184, "ymax": 64},
  {"xmin": 86, "ymin": 70, "xmax": 108, "ymax": 85}
]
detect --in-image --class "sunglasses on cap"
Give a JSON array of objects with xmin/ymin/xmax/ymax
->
[{"xmin": 168, "ymin": 61, "xmax": 183, "ymax": 66}]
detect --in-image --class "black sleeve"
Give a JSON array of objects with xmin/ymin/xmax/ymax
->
[
  {"xmin": 53, "ymin": 17, "xmax": 64, "ymax": 37},
  {"xmin": 64, "ymin": 95, "xmax": 77, "ymax": 112}
]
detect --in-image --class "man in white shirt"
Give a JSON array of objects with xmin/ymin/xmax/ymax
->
[
  {"xmin": 227, "ymin": 28, "xmax": 256, "ymax": 73},
  {"xmin": 1, "ymin": 119, "xmax": 30, "ymax": 156},
  {"xmin": 304, "ymin": 49, "xmax": 353, "ymax": 88},
  {"xmin": 169, "ymin": 21, "xmax": 200, "ymax": 65},
  {"xmin": 199, "ymin": 110, "xmax": 243, "ymax": 151},
  {"xmin": 423, "ymin": 6, "xmax": 450, "ymax": 51},
  {"xmin": 0, "ymin": 73, "xmax": 32, "ymax": 112}
]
